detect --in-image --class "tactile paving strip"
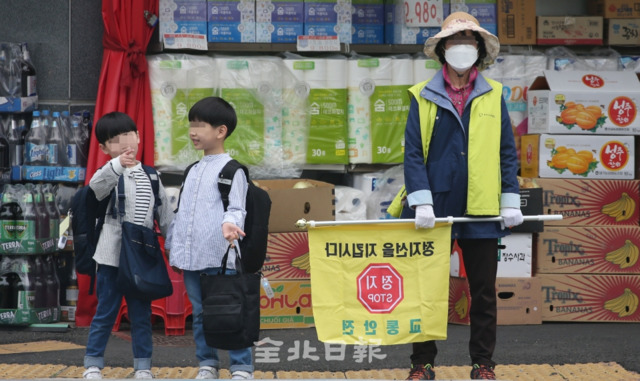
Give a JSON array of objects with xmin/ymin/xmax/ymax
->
[{"xmin": 0, "ymin": 362, "xmax": 637, "ymax": 379}]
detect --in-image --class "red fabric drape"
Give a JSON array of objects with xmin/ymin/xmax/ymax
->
[{"xmin": 76, "ymin": 0, "xmax": 158, "ymax": 327}]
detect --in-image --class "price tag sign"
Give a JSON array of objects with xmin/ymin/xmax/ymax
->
[
  {"xmin": 403, "ymin": 0, "xmax": 444, "ymax": 27},
  {"xmin": 296, "ymin": 36, "xmax": 341, "ymax": 52},
  {"xmin": 163, "ymin": 33, "xmax": 208, "ymax": 51}
]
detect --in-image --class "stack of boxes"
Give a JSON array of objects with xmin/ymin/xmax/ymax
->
[
  {"xmin": 521, "ymin": 68, "xmax": 640, "ymax": 323},
  {"xmin": 588, "ymin": 0, "xmax": 640, "ymax": 46},
  {"xmin": 257, "ymin": 179, "xmax": 335, "ymax": 329}
]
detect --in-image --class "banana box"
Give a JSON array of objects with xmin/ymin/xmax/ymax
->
[
  {"xmin": 448, "ymin": 276, "xmax": 542, "ymax": 325},
  {"xmin": 528, "ymin": 70, "xmax": 640, "ymax": 135},
  {"xmin": 261, "ymin": 232, "xmax": 311, "ymax": 280},
  {"xmin": 539, "ymin": 274, "xmax": 640, "ymax": 322},
  {"xmin": 536, "ymin": 226, "xmax": 640, "ymax": 274},
  {"xmin": 535, "ymin": 178, "xmax": 640, "ymax": 226},
  {"xmin": 496, "ymin": 277, "xmax": 542, "ymax": 325},
  {"xmin": 521, "ymin": 134, "xmax": 635, "ymax": 179},
  {"xmin": 259, "ymin": 280, "xmax": 314, "ymax": 329}
]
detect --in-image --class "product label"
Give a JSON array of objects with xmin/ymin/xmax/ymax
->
[
  {"xmin": 222, "ymin": 88, "xmax": 265, "ymax": 165},
  {"xmin": 306, "ymin": 88, "xmax": 348, "ymax": 164},
  {"xmin": 370, "ymin": 85, "xmax": 410, "ymax": 163}
]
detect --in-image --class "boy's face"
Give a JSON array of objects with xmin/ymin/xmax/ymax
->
[
  {"xmin": 99, "ymin": 131, "xmax": 140, "ymax": 159},
  {"xmin": 189, "ymin": 121, "xmax": 226, "ymax": 155}
]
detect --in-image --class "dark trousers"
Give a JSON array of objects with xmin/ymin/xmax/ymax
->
[{"xmin": 410, "ymin": 238, "xmax": 498, "ymax": 368}]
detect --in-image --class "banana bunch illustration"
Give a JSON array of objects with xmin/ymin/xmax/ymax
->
[
  {"xmin": 454, "ymin": 291, "xmax": 469, "ymax": 319},
  {"xmin": 601, "ymin": 192, "xmax": 636, "ymax": 222},
  {"xmin": 605, "ymin": 240, "xmax": 639, "ymax": 269},
  {"xmin": 604, "ymin": 288, "xmax": 639, "ymax": 317},
  {"xmin": 291, "ymin": 252, "xmax": 310, "ymax": 275}
]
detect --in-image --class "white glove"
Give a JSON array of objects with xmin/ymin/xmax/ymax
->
[
  {"xmin": 500, "ymin": 207, "xmax": 524, "ymax": 230},
  {"xmin": 415, "ymin": 204, "xmax": 436, "ymax": 229}
]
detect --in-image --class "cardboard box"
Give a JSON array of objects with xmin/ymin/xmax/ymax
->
[
  {"xmin": 0, "ymin": 96, "xmax": 38, "ymax": 113},
  {"xmin": 262, "ymin": 232, "xmax": 311, "ymax": 279},
  {"xmin": 256, "ymin": 0, "xmax": 304, "ymax": 43},
  {"xmin": 537, "ymin": 16, "xmax": 603, "ymax": 45},
  {"xmin": 606, "ymin": 18, "xmax": 640, "ymax": 44},
  {"xmin": 448, "ymin": 276, "xmax": 471, "ymax": 325},
  {"xmin": 539, "ymin": 274, "xmax": 640, "ymax": 322},
  {"xmin": 535, "ymin": 178, "xmax": 640, "ymax": 226},
  {"xmin": 15, "ymin": 166, "xmax": 86, "ymax": 183},
  {"xmin": 498, "ymin": 233, "xmax": 533, "ymax": 278},
  {"xmin": 260, "ymin": 280, "xmax": 314, "ymax": 329},
  {"xmin": 259, "ymin": 179, "xmax": 335, "ymax": 233},
  {"xmin": 444, "ymin": 0, "xmax": 497, "ymax": 35},
  {"xmin": 496, "ymin": 277, "xmax": 542, "ymax": 325},
  {"xmin": 588, "ymin": 0, "xmax": 640, "ymax": 18},
  {"xmin": 528, "ymin": 70, "xmax": 640, "ymax": 135},
  {"xmin": 448, "ymin": 276, "xmax": 542, "ymax": 325},
  {"xmin": 497, "ymin": 0, "xmax": 536, "ymax": 45},
  {"xmin": 535, "ymin": 226, "xmax": 640, "ymax": 274},
  {"xmin": 511, "ymin": 187, "xmax": 544, "ymax": 233},
  {"xmin": 523, "ymin": 134, "xmax": 635, "ymax": 180}
]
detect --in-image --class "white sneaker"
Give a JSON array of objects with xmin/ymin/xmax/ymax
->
[
  {"xmin": 83, "ymin": 366, "xmax": 102, "ymax": 379},
  {"xmin": 231, "ymin": 371, "xmax": 253, "ymax": 380},
  {"xmin": 135, "ymin": 370, "xmax": 154, "ymax": 379},
  {"xmin": 195, "ymin": 366, "xmax": 218, "ymax": 379}
]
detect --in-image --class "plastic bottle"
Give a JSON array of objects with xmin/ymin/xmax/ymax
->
[
  {"xmin": 31, "ymin": 184, "xmax": 50, "ymax": 240},
  {"xmin": 45, "ymin": 254, "xmax": 60, "ymax": 313},
  {"xmin": 261, "ymin": 275, "xmax": 275, "ymax": 299},
  {"xmin": 20, "ymin": 190, "xmax": 38, "ymax": 242},
  {"xmin": 0, "ymin": 274, "xmax": 11, "ymax": 309},
  {"xmin": 0, "ymin": 191, "xmax": 16, "ymax": 241},
  {"xmin": 47, "ymin": 111, "xmax": 66, "ymax": 167},
  {"xmin": 67, "ymin": 118, "xmax": 85, "ymax": 166},
  {"xmin": 44, "ymin": 184, "xmax": 60, "ymax": 240},
  {"xmin": 0, "ymin": 125, "xmax": 9, "ymax": 171},
  {"xmin": 32, "ymin": 256, "xmax": 47, "ymax": 308},
  {"xmin": 24, "ymin": 110, "xmax": 47, "ymax": 165},
  {"xmin": 20, "ymin": 43, "xmax": 37, "ymax": 97},
  {"xmin": 15, "ymin": 257, "xmax": 35, "ymax": 310},
  {"xmin": 8, "ymin": 115, "xmax": 24, "ymax": 167},
  {"xmin": 65, "ymin": 259, "xmax": 78, "ymax": 307}
]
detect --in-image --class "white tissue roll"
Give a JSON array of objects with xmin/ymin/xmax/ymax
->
[
  {"xmin": 392, "ymin": 59, "xmax": 414, "ymax": 85},
  {"xmin": 347, "ymin": 59, "xmax": 374, "ymax": 164},
  {"xmin": 413, "ymin": 58, "xmax": 441, "ymax": 82}
]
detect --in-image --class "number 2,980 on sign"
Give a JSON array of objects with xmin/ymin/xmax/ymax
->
[{"xmin": 403, "ymin": 0, "xmax": 443, "ymax": 28}]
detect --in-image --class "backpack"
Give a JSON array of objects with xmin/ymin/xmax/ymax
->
[
  {"xmin": 178, "ymin": 159, "xmax": 271, "ymax": 273},
  {"xmin": 70, "ymin": 164, "xmax": 161, "ymax": 292}
]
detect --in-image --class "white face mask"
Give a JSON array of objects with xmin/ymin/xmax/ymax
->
[{"xmin": 444, "ymin": 44, "xmax": 478, "ymax": 73}]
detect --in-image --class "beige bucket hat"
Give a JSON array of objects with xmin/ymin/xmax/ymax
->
[{"xmin": 424, "ymin": 11, "xmax": 500, "ymax": 69}]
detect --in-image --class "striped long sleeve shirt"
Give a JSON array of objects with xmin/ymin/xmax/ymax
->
[{"xmin": 165, "ymin": 154, "xmax": 247, "ymax": 271}]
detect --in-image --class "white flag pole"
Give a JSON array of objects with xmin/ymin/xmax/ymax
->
[{"xmin": 295, "ymin": 215, "xmax": 562, "ymax": 229}]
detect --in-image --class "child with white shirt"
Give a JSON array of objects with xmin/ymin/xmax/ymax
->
[
  {"xmin": 82, "ymin": 112, "xmax": 174, "ymax": 380},
  {"xmin": 165, "ymin": 97, "xmax": 253, "ymax": 380}
]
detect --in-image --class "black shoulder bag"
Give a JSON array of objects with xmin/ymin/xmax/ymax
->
[
  {"xmin": 115, "ymin": 168, "xmax": 173, "ymax": 301},
  {"xmin": 200, "ymin": 245, "xmax": 261, "ymax": 350}
]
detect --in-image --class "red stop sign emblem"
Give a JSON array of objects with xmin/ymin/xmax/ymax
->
[{"xmin": 357, "ymin": 263, "xmax": 404, "ymax": 313}]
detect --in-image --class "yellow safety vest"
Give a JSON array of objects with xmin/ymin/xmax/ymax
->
[{"xmin": 387, "ymin": 77, "xmax": 503, "ymax": 217}]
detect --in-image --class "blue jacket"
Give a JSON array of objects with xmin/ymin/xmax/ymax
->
[{"xmin": 400, "ymin": 69, "xmax": 520, "ymax": 239}]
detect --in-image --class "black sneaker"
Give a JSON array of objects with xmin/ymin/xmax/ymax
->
[
  {"xmin": 470, "ymin": 364, "xmax": 496, "ymax": 380},
  {"xmin": 406, "ymin": 364, "xmax": 435, "ymax": 380}
]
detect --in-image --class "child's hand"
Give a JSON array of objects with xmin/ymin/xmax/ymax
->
[
  {"xmin": 222, "ymin": 222, "xmax": 246, "ymax": 248},
  {"xmin": 119, "ymin": 147, "xmax": 136, "ymax": 168}
]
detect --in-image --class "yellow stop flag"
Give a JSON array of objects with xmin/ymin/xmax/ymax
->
[{"xmin": 308, "ymin": 221, "xmax": 451, "ymax": 345}]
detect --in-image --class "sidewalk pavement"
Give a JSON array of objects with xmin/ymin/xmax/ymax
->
[{"xmin": 0, "ymin": 322, "xmax": 638, "ymax": 380}]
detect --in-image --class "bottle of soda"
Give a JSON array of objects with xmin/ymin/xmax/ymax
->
[
  {"xmin": 67, "ymin": 118, "xmax": 83, "ymax": 167},
  {"xmin": 20, "ymin": 43, "xmax": 37, "ymax": 98},
  {"xmin": 45, "ymin": 254, "xmax": 60, "ymax": 315},
  {"xmin": 32, "ymin": 255, "xmax": 47, "ymax": 308},
  {"xmin": 24, "ymin": 110, "xmax": 47, "ymax": 165},
  {"xmin": 1, "ymin": 189, "xmax": 17, "ymax": 241},
  {"xmin": 8, "ymin": 115, "xmax": 24, "ymax": 167},
  {"xmin": 47, "ymin": 111, "xmax": 66, "ymax": 167},
  {"xmin": 44, "ymin": 184, "xmax": 60, "ymax": 240}
]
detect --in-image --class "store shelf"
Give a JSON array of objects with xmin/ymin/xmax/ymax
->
[{"xmin": 148, "ymin": 41, "xmax": 423, "ymax": 55}]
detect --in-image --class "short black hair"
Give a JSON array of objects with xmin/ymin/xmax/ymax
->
[
  {"xmin": 94, "ymin": 111, "xmax": 138, "ymax": 145},
  {"xmin": 434, "ymin": 31, "xmax": 487, "ymax": 68},
  {"xmin": 188, "ymin": 96, "xmax": 237, "ymax": 138}
]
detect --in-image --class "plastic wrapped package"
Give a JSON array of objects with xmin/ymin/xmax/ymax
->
[
  {"xmin": 148, "ymin": 53, "xmax": 217, "ymax": 172},
  {"xmin": 365, "ymin": 164, "xmax": 404, "ymax": 220},
  {"xmin": 334, "ymin": 185, "xmax": 367, "ymax": 221}
]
